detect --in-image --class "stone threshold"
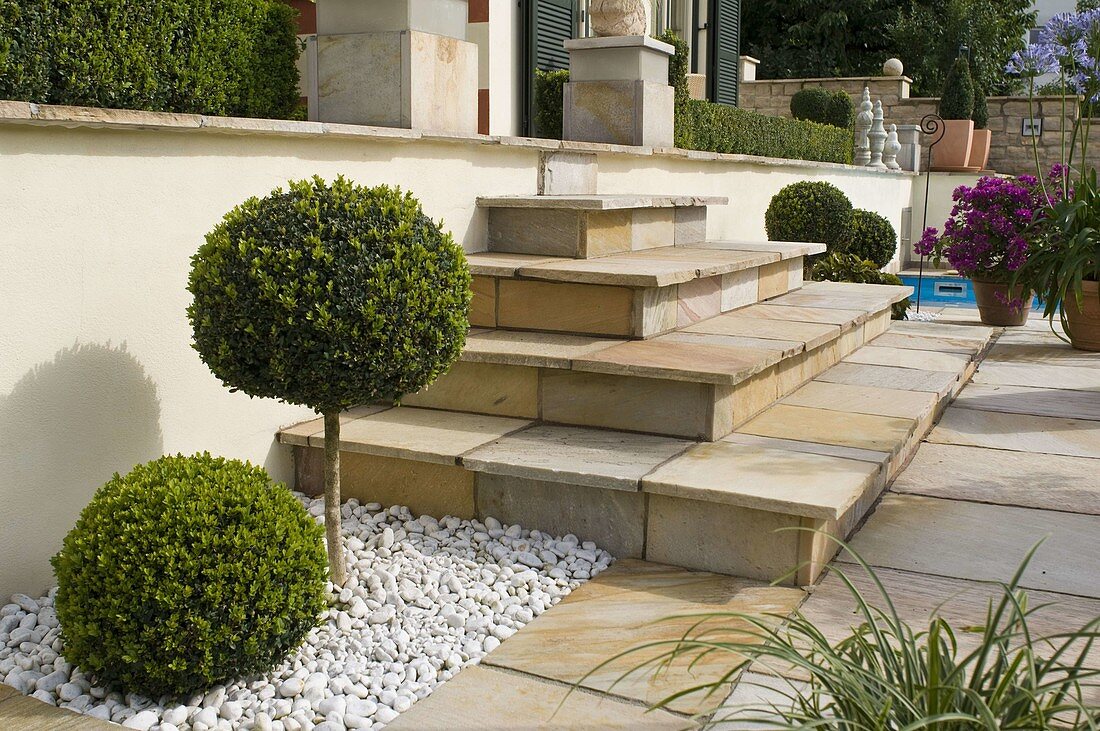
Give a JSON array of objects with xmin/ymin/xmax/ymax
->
[{"xmin": 0, "ymin": 100, "xmax": 917, "ymax": 176}]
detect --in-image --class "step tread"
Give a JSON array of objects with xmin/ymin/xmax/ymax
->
[
  {"xmin": 468, "ymin": 246, "xmax": 779, "ymax": 287},
  {"xmin": 570, "ymin": 336, "xmax": 786, "ymax": 385},
  {"xmin": 462, "ymin": 330, "xmax": 628, "ymax": 368},
  {"xmin": 682, "ymin": 310, "xmax": 841, "ymax": 352},
  {"xmin": 778, "ymin": 281, "xmax": 912, "ymax": 309},
  {"xmin": 683, "ymin": 240, "xmax": 826, "ymax": 259},
  {"xmin": 476, "ymin": 194, "xmax": 727, "ymax": 210}
]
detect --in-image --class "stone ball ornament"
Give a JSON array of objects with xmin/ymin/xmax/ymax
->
[
  {"xmin": 883, "ymin": 58, "xmax": 904, "ymax": 77},
  {"xmin": 589, "ymin": 0, "xmax": 648, "ymax": 37}
]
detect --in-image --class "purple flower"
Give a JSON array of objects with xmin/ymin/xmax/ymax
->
[{"xmin": 1006, "ymin": 44, "xmax": 1058, "ymax": 78}]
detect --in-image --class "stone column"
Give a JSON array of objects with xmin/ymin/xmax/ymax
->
[
  {"xmin": 563, "ymin": 35, "xmax": 675, "ymax": 147},
  {"xmin": 314, "ymin": 0, "xmax": 478, "ymax": 134}
]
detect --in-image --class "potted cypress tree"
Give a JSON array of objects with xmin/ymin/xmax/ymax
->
[
  {"xmin": 968, "ymin": 84, "xmax": 992, "ymax": 171},
  {"xmin": 932, "ymin": 56, "xmax": 975, "ymax": 171}
]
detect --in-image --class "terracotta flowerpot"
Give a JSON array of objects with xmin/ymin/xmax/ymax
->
[
  {"xmin": 967, "ymin": 129, "xmax": 992, "ymax": 171},
  {"xmin": 931, "ymin": 119, "xmax": 975, "ymax": 172},
  {"xmin": 589, "ymin": 0, "xmax": 647, "ymax": 36},
  {"xmin": 1065, "ymin": 280, "xmax": 1100, "ymax": 351},
  {"xmin": 972, "ymin": 279, "xmax": 1030, "ymax": 326}
]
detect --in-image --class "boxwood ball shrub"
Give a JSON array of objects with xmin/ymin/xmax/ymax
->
[
  {"xmin": 51, "ymin": 453, "xmax": 327, "ymax": 697},
  {"xmin": 847, "ymin": 209, "xmax": 898, "ymax": 268},
  {"xmin": 188, "ymin": 176, "xmax": 471, "ymax": 583},
  {"xmin": 765, "ymin": 181, "xmax": 854, "ymax": 255}
]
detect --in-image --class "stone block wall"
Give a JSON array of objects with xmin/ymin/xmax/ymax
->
[{"xmin": 739, "ymin": 76, "xmax": 912, "ymax": 119}]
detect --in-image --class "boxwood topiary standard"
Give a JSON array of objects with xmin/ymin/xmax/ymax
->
[
  {"xmin": 847, "ymin": 209, "xmax": 899, "ymax": 268},
  {"xmin": 51, "ymin": 453, "xmax": 327, "ymax": 697},
  {"xmin": 940, "ymin": 56, "xmax": 975, "ymax": 121},
  {"xmin": 188, "ymin": 176, "xmax": 471, "ymax": 583},
  {"xmin": 765, "ymin": 181, "xmax": 854, "ymax": 255}
]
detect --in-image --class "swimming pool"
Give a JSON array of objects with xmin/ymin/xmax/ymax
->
[{"xmin": 899, "ymin": 274, "xmax": 1042, "ymax": 309}]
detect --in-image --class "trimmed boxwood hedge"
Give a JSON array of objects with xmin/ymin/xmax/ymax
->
[
  {"xmin": 847, "ymin": 209, "xmax": 899, "ymax": 268},
  {"xmin": 765, "ymin": 180, "xmax": 854, "ymax": 254},
  {"xmin": 0, "ymin": 0, "xmax": 301, "ymax": 119}
]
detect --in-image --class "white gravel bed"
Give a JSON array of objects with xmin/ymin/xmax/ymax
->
[{"xmin": 0, "ymin": 493, "xmax": 614, "ymax": 730}]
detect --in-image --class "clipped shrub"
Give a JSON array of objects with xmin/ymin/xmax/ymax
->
[
  {"xmin": 812, "ymin": 252, "xmax": 912, "ymax": 319},
  {"xmin": 791, "ymin": 88, "xmax": 853, "ymax": 129},
  {"xmin": 765, "ymin": 181, "xmax": 854, "ymax": 254},
  {"xmin": 658, "ymin": 29, "xmax": 691, "ymax": 109},
  {"xmin": 847, "ymin": 209, "xmax": 898, "ymax": 268},
  {"xmin": 0, "ymin": 0, "xmax": 300, "ymax": 119},
  {"xmin": 972, "ymin": 83, "xmax": 989, "ymax": 129},
  {"xmin": 51, "ymin": 453, "xmax": 327, "ymax": 697},
  {"xmin": 534, "ymin": 68, "xmax": 568, "ymax": 139},
  {"xmin": 188, "ymin": 177, "xmax": 470, "ymax": 582},
  {"xmin": 939, "ymin": 56, "xmax": 975, "ymax": 121}
]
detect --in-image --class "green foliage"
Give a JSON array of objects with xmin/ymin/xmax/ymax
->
[
  {"xmin": 743, "ymin": 0, "xmax": 905, "ymax": 80},
  {"xmin": 678, "ymin": 100, "xmax": 853, "ymax": 164},
  {"xmin": 940, "ymin": 56, "xmax": 975, "ymax": 120},
  {"xmin": 51, "ymin": 453, "xmax": 327, "ymax": 697},
  {"xmin": 658, "ymin": 30, "xmax": 690, "ymax": 110},
  {"xmin": 812, "ymin": 252, "xmax": 911, "ymax": 318},
  {"xmin": 0, "ymin": 0, "xmax": 300, "ymax": 118},
  {"xmin": 791, "ymin": 87, "xmax": 853, "ymax": 128},
  {"xmin": 534, "ymin": 69, "xmax": 568, "ymax": 139},
  {"xmin": 608, "ymin": 540, "xmax": 1100, "ymax": 728},
  {"xmin": 847, "ymin": 209, "xmax": 898, "ymax": 268},
  {"xmin": 188, "ymin": 176, "xmax": 471, "ymax": 412},
  {"xmin": 765, "ymin": 181, "xmax": 854, "ymax": 256},
  {"xmin": 893, "ymin": 0, "xmax": 1035, "ymax": 97},
  {"xmin": 972, "ymin": 82, "xmax": 989, "ymax": 128}
]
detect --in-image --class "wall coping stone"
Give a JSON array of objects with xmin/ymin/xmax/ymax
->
[
  {"xmin": 0, "ymin": 100, "xmax": 915, "ymax": 177},
  {"xmin": 742, "ymin": 75, "xmax": 914, "ymax": 85}
]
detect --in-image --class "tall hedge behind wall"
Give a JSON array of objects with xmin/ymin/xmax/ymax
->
[{"xmin": 0, "ymin": 0, "xmax": 301, "ymax": 119}]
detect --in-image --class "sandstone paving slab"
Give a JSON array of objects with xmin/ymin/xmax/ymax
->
[
  {"xmin": 802, "ymin": 564, "xmax": 1100, "ymax": 664},
  {"xmin": 277, "ymin": 405, "xmax": 392, "ymax": 446},
  {"xmin": 869, "ymin": 331, "xmax": 983, "ymax": 356},
  {"xmin": 0, "ymin": 690, "xmax": 116, "ymax": 730},
  {"xmin": 462, "ymin": 425, "xmax": 692, "ymax": 491},
  {"xmin": 465, "ymin": 252, "xmax": 561, "ymax": 276},
  {"xmin": 477, "ymin": 194, "xmax": 727, "ymax": 209},
  {"xmin": 731, "ymin": 303, "xmax": 869, "ymax": 328},
  {"xmin": 461, "ymin": 330, "xmax": 627, "ymax": 368},
  {"xmin": 385, "ymin": 665, "xmax": 693, "ymax": 730},
  {"xmin": 686, "ymin": 240, "xmax": 826, "ymax": 259},
  {"xmin": 664, "ymin": 331, "xmax": 805, "ymax": 359},
  {"xmin": 333, "ymin": 407, "xmax": 533, "ymax": 465},
  {"xmin": 721, "ymin": 433, "xmax": 890, "ymax": 466},
  {"xmin": 642, "ymin": 441, "xmax": 880, "ymax": 519},
  {"xmin": 683, "ymin": 313, "xmax": 840, "ymax": 351},
  {"xmin": 815, "ymin": 362, "xmax": 959, "ymax": 398},
  {"xmin": 714, "ymin": 673, "xmax": 808, "ymax": 730},
  {"xmin": 572, "ymin": 338, "xmax": 782, "ymax": 385},
  {"xmin": 927, "ymin": 408, "xmax": 1100, "ymax": 459},
  {"xmin": 953, "ymin": 382, "xmax": 1100, "ymax": 421},
  {"xmin": 782, "ymin": 381, "xmax": 938, "ymax": 422},
  {"xmin": 983, "ymin": 340, "xmax": 1099, "ymax": 366},
  {"xmin": 887, "ymin": 320, "xmax": 997, "ymax": 343},
  {"xmin": 737, "ymin": 404, "xmax": 918, "ymax": 455},
  {"xmin": 844, "ymin": 493, "xmax": 1100, "ymax": 598},
  {"xmin": 483, "ymin": 559, "xmax": 805, "ymax": 716},
  {"xmin": 891, "ymin": 442, "xmax": 1100, "ymax": 515},
  {"xmin": 972, "ymin": 360, "xmax": 1100, "ymax": 391},
  {"xmin": 516, "ymin": 253, "xmax": 713, "ymax": 287},
  {"xmin": 844, "ymin": 345, "xmax": 972, "ymax": 373}
]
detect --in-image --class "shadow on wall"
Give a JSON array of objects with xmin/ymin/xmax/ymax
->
[{"xmin": 0, "ymin": 342, "xmax": 164, "ymax": 598}]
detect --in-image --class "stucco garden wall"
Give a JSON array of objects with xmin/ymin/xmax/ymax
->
[{"xmin": 0, "ymin": 102, "xmax": 915, "ymax": 598}]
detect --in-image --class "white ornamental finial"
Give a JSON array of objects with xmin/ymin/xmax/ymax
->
[
  {"xmin": 867, "ymin": 100, "xmax": 887, "ymax": 170},
  {"xmin": 884, "ymin": 124, "xmax": 902, "ymax": 170},
  {"xmin": 855, "ymin": 87, "xmax": 873, "ymax": 166}
]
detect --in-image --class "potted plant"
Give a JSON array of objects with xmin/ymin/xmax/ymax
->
[
  {"xmin": 1007, "ymin": 11, "xmax": 1100, "ymax": 350},
  {"xmin": 931, "ymin": 56, "xmax": 975, "ymax": 171},
  {"xmin": 917, "ymin": 174, "xmax": 1054, "ymax": 326},
  {"xmin": 968, "ymin": 84, "xmax": 992, "ymax": 171}
]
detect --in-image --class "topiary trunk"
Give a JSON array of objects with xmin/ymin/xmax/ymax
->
[{"xmin": 323, "ymin": 411, "xmax": 347, "ymax": 586}]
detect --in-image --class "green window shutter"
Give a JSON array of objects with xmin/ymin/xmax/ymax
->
[
  {"xmin": 709, "ymin": 0, "xmax": 740, "ymax": 106},
  {"xmin": 524, "ymin": 0, "xmax": 576, "ymax": 135}
]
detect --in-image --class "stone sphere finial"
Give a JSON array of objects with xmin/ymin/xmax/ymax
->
[
  {"xmin": 883, "ymin": 58, "xmax": 904, "ymax": 77},
  {"xmin": 589, "ymin": 0, "xmax": 648, "ymax": 37}
]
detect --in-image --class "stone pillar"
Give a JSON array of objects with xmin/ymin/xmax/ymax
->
[
  {"xmin": 314, "ymin": 0, "xmax": 478, "ymax": 134},
  {"xmin": 563, "ymin": 36, "xmax": 675, "ymax": 147},
  {"xmin": 895, "ymin": 124, "xmax": 923, "ymax": 173}
]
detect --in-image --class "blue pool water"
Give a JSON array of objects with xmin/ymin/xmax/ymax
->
[{"xmin": 899, "ymin": 274, "xmax": 1042, "ymax": 309}]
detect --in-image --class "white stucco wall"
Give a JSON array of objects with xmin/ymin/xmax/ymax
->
[{"xmin": 0, "ymin": 107, "xmax": 914, "ymax": 598}]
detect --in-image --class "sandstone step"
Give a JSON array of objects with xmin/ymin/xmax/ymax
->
[
  {"xmin": 468, "ymin": 243, "xmax": 813, "ymax": 338},
  {"xmin": 479, "ymin": 194, "xmax": 726, "ymax": 259}
]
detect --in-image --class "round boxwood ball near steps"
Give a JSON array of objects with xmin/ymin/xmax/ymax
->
[
  {"xmin": 846, "ymin": 209, "xmax": 898, "ymax": 269},
  {"xmin": 50, "ymin": 453, "xmax": 328, "ymax": 697},
  {"xmin": 765, "ymin": 180, "xmax": 853, "ymax": 256}
]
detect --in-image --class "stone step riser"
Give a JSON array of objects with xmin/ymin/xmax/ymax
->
[
  {"xmin": 470, "ymin": 258, "xmax": 804, "ymax": 338},
  {"xmin": 401, "ymin": 310, "xmax": 888, "ymax": 440},
  {"xmin": 486, "ymin": 206, "xmax": 706, "ymax": 259}
]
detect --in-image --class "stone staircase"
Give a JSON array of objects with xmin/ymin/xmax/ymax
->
[{"xmin": 278, "ymin": 192, "xmax": 992, "ymax": 587}]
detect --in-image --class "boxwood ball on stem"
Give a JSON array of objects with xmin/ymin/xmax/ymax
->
[{"xmin": 187, "ymin": 176, "xmax": 471, "ymax": 582}]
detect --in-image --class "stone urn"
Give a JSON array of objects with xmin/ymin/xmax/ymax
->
[{"xmin": 589, "ymin": 0, "xmax": 647, "ymax": 37}]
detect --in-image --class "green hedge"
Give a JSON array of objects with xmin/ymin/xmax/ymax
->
[
  {"xmin": 534, "ymin": 69, "xmax": 568, "ymax": 140},
  {"xmin": 0, "ymin": 0, "xmax": 300, "ymax": 119}
]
